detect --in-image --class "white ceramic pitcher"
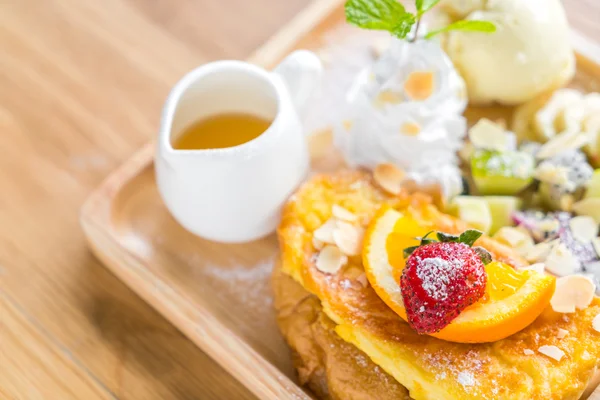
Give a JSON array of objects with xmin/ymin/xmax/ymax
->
[{"xmin": 155, "ymin": 50, "xmax": 322, "ymax": 243}]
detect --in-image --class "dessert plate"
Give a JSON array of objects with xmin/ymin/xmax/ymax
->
[{"xmin": 80, "ymin": 0, "xmax": 600, "ymax": 398}]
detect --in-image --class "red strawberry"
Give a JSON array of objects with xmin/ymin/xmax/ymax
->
[{"xmin": 400, "ymin": 242, "xmax": 487, "ymax": 334}]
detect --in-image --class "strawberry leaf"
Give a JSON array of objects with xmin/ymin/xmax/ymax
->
[
  {"xmin": 436, "ymin": 232, "xmax": 460, "ymax": 243},
  {"xmin": 473, "ymin": 246, "xmax": 492, "ymax": 265},
  {"xmin": 425, "ymin": 20, "xmax": 496, "ymax": 39},
  {"xmin": 458, "ymin": 229, "xmax": 483, "ymax": 247},
  {"xmin": 403, "ymin": 245, "xmax": 420, "ymax": 258}
]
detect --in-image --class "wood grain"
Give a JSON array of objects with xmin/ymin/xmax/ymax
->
[{"xmin": 1, "ymin": 0, "xmax": 599, "ymax": 399}]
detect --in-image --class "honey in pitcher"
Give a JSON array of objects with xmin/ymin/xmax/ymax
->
[{"xmin": 173, "ymin": 112, "xmax": 271, "ymax": 150}]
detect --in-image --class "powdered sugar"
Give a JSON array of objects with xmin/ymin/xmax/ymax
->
[
  {"xmin": 416, "ymin": 256, "xmax": 463, "ymax": 301},
  {"xmin": 457, "ymin": 371, "xmax": 476, "ymax": 387}
]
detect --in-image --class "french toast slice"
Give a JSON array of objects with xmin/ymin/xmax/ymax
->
[{"xmin": 277, "ymin": 170, "xmax": 600, "ymax": 400}]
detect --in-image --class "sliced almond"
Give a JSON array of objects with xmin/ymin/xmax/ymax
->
[
  {"xmin": 404, "ymin": 71, "xmax": 434, "ymax": 101},
  {"xmin": 534, "ymin": 163, "xmax": 570, "ymax": 186},
  {"xmin": 538, "ymin": 345, "xmax": 565, "ymax": 361},
  {"xmin": 520, "ymin": 263, "xmax": 546, "ymax": 275},
  {"xmin": 593, "ymin": 314, "xmax": 600, "ymax": 332},
  {"xmin": 333, "ymin": 224, "xmax": 365, "ymax": 257},
  {"xmin": 332, "ymin": 205, "xmax": 358, "ymax": 223},
  {"xmin": 312, "ymin": 237, "xmax": 324, "ymax": 250},
  {"xmin": 524, "ymin": 241, "xmax": 554, "ymax": 263},
  {"xmin": 556, "ymin": 328, "xmax": 569, "ymax": 339},
  {"xmin": 316, "ymin": 245, "xmax": 347, "ymax": 274},
  {"xmin": 536, "ymin": 130, "xmax": 589, "ymax": 160},
  {"xmin": 544, "ymin": 243, "xmax": 580, "ymax": 277},
  {"xmin": 593, "ymin": 238, "xmax": 600, "ymax": 257},
  {"xmin": 374, "ymin": 163, "xmax": 405, "ymax": 195},
  {"xmin": 523, "ymin": 349, "xmax": 535, "ymax": 356},
  {"xmin": 569, "ymin": 216, "xmax": 598, "ymax": 243},
  {"xmin": 400, "ymin": 122, "xmax": 421, "ymax": 136},
  {"xmin": 468, "ymin": 118, "xmax": 511, "ymax": 151},
  {"xmin": 356, "ymin": 273, "xmax": 369, "ymax": 288},
  {"xmin": 313, "ymin": 218, "xmax": 337, "ymax": 244},
  {"xmin": 551, "ymin": 275, "xmax": 596, "ymax": 313},
  {"xmin": 493, "ymin": 227, "xmax": 534, "ymax": 255},
  {"xmin": 375, "ymin": 90, "xmax": 403, "ymax": 106}
]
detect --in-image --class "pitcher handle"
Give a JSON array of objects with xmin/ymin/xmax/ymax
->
[{"xmin": 273, "ymin": 50, "xmax": 323, "ymax": 116}]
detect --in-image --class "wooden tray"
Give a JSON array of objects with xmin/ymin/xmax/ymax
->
[{"xmin": 81, "ymin": 1, "xmax": 600, "ymax": 399}]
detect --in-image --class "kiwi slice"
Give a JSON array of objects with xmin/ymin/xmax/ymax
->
[{"xmin": 471, "ymin": 149, "xmax": 534, "ymax": 195}]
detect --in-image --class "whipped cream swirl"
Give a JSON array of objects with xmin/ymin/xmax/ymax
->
[{"xmin": 335, "ymin": 39, "xmax": 468, "ymax": 200}]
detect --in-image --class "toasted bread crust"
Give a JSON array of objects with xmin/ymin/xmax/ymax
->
[{"xmin": 277, "ymin": 170, "xmax": 600, "ymax": 400}]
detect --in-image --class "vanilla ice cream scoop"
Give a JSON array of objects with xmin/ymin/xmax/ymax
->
[{"xmin": 441, "ymin": 0, "xmax": 575, "ymax": 105}]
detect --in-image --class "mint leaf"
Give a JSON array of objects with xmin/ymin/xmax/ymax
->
[
  {"xmin": 436, "ymin": 232, "xmax": 459, "ymax": 243},
  {"xmin": 473, "ymin": 246, "xmax": 492, "ymax": 265},
  {"xmin": 458, "ymin": 229, "xmax": 483, "ymax": 247},
  {"xmin": 345, "ymin": 0, "xmax": 416, "ymax": 39},
  {"xmin": 416, "ymin": 0, "xmax": 440, "ymax": 16},
  {"xmin": 425, "ymin": 20, "xmax": 496, "ymax": 39}
]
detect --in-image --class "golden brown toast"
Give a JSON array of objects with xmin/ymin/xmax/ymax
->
[
  {"xmin": 272, "ymin": 262, "xmax": 411, "ymax": 400},
  {"xmin": 278, "ymin": 170, "xmax": 600, "ymax": 400}
]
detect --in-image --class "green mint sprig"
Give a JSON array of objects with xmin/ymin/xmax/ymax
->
[
  {"xmin": 424, "ymin": 20, "xmax": 496, "ymax": 39},
  {"xmin": 402, "ymin": 229, "xmax": 492, "ymax": 265},
  {"xmin": 344, "ymin": 0, "xmax": 416, "ymax": 39},
  {"xmin": 345, "ymin": 0, "xmax": 495, "ymax": 41}
]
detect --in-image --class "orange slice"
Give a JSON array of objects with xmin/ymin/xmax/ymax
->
[{"xmin": 363, "ymin": 206, "xmax": 556, "ymax": 343}]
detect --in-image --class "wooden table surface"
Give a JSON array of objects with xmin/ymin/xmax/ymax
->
[{"xmin": 1, "ymin": 1, "xmax": 599, "ymax": 399}]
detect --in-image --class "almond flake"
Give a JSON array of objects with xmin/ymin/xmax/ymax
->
[
  {"xmin": 332, "ymin": 205, "xmax": 358, "ymax": 223},
  {"xmin": 582, "ymin": 350, "xmax": 591, "ymax": 360},
  {"xmin": 523, "ymin": 349, "xmax": 535, "ymax": 355},
  {"xmin": 551, "ymin": 275, "xmax": 596, "ymax": 313},
  {"xmin": 556, "ymin": 328, "xmax": 569, "ymax": 339},
  {"xmin": 520, "ymin": 263, "xmax": 546, "ymax": 274},
  {"xmin": 569, "ymin": 216, "xmax": 598, "ymax": 243},
  {"xmin": 313, "ymin": 219, "xmax": 337, "ymax": 244},
  {"xmin": 374, "ymin": 163, "xmax": 405, "ymax": 195},
  {"xmin": 534, "ymin": 164, "xmax": 570, "ymax": 186},
  {"xmin": 316, "ymin": 245, "xmax": 347, "ymax": 274},
  {"xmin": 544, "ymin": 243, "xmax": 579, "ymax": 277},
  {"xmin": 375, "ymin": 90, "xmax": 402, "ymax": 106},
  {"xmin": 333, "ymin": 224, "xmax": 365, "ymax": 257},
  {"xmin": 468, "ymin": 118, "xmax": 511, "ymax": 151},
  {"xmin": 593, "ymin": 314, "xmax": 600, "ymax": 332},
  {"xmin": 356, "ymin": 273, "xmax": 369, "ymax": 288},
  {"xmin": 536, "ymin": 130, "xmax": 589, "ymax": 160},
  {"xmin": 400, "ymin": 122, "xmax": 421, "ymax": 136},
  {"xmin": 494, "ymin": 227, "xmax": 534, "ymax": 255},
  {"xmin": 593, "ymin": 238, "xmax": 600, "ymax": 257},
  {"xmin": 524, "ymin": 242, "xmax": 554, "ymax": 263},
  {"xmin": 404, "ymin": 71, "xmax": 434, "ymax": 101},
  {"xmin": 312, "ymin": 237, "xmax": 324, "ymax": 250},
  {"xmin": 538, "ymin": 345, "xmax": 565, "ymax": 361}
]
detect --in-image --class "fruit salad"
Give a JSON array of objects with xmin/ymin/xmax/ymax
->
[{"xmin": 448, "ymin": 108, "xmax": 600, "ymax": 293}]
